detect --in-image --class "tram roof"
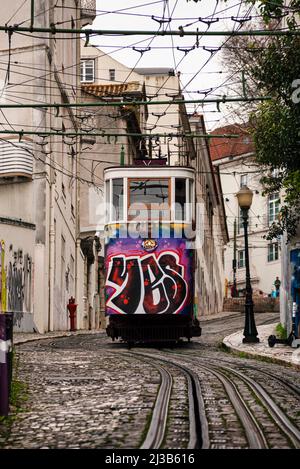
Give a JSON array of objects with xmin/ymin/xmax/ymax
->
[{"xmin": 104, "ymin": 165, "xmax": 195, "ymax": 176}]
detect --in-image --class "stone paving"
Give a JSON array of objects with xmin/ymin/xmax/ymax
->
[
  {"xmin": 0, "ymin": 336, "xmax": 159, "ymax": 449},
  {"xmin": 2, "ymin": 311, "xmax": 299, "ymax": 449}
]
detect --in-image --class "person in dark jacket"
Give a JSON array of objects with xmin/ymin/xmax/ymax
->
[{"xmin": 274, "ymin": 277, "xmax": 281, "ymax": 297}]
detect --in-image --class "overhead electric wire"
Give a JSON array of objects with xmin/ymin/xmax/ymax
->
[
  {"xmin": 0, "ymin": 0, "xmax": 282, "ymax": 225},
  {"xmin": 0, "ymin": 136, "xmax": 103, "ymax": 190},
  {"xmin": 56, "ymin": 0, "xmax": 244, "ymax": 22},
  {"xmin": 183, "ymin": 3, "xmax": 254, "ymax": 96},
  {"xmin": 0, "ymin": 1, "xmax": 290, "ymax": 187},
  {"xmin": 6, "ymin": 0, "xmax": 29, "ymax": 24},
  {"xmin": 201, "ymin": 10, "xmax": 284, "ymax": 131},
  {"xmin": 1, "ymin": 23, "xmax": 299, "ymax": 36},
  {"xmin": 0, "ymin": 3, "xmax": 264, "ymax": 137}
]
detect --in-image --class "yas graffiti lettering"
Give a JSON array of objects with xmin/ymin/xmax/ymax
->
[{"xmin": 106, "ymin": 252, "xmax": 188, "ymax": 315}]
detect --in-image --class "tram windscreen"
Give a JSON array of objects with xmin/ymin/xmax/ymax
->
[
  {"xmin": 129, "ymin": 178, "xmax": 169, "ymax": 220},
  {"xmin": 129, "ymin": 179, "xmax": 169, "ymax": 204}
]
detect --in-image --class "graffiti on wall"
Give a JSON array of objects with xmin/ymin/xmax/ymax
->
[
  {"xmin": 0, "ymin": 241, "xmax": 6, "ymax": 312},
  {"xmin": 0, "ymin": 242, "xmax": 32, "ymax": 313},
  {"xmin": 105, "ymin": 236, "xmax": 192, "ymax": 316},
  {"xmin": 290, "ymin": 249, "xmax": 300, "ymax": 333}
]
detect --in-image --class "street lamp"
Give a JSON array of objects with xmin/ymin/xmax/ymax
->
[{"xmin": 236, "ymin": 185, "xmax": 259, "ymax": 343}]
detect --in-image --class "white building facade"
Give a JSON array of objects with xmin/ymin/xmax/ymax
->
[
  {"xmin": 80, "ymin": 43, "xmax": 182, "ymax": 164},
  {"xmin": 0, "ymin": 0, "xmax": 96, "ymax": 332},
  {"xmin": 210, "ymin": 125, "xmax": 281, "ymax": 297},
  {"xmin": 184, "ymin": 114, "xmax": 228, "ymax": 316}
]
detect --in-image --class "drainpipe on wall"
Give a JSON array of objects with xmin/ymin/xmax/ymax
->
[
  {"xmin": 48, "ymin": 0, "xmax": 55, "ymax": 332},
  {"xmin": 75, "ymin": 2, "xmax": 81, "ymax": 329},
  {"xmin": 48, "ymin": 184, "xmax": 55, "ymax": 332}
]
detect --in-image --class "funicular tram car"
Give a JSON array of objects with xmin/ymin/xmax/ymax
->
[{"xmin": 104, "ymin": 165, "xmax": 201, "ymax": 343}]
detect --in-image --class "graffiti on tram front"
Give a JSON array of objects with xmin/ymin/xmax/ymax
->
[{"xmin": 105, "ymin": 238, "xmax": 192, "ymax": 315}]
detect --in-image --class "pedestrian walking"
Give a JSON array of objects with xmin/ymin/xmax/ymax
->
[{"xmin": 274, "ymin": 277, "xmax": 281, "ymax": 297}]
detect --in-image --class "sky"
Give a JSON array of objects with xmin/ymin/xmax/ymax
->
[{"xmin": 90, "ymin": 0, "xmax": 257, "ymax": 130}]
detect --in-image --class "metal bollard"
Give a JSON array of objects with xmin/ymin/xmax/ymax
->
[
  {"xmin": 0, "ymin": 313, "xmax": 13, "ymax": 416},
  {"xmin": 6, "ymin": 313, "xmax": 13, "ymax": 396}
]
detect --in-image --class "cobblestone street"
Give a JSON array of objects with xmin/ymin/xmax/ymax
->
[
  {"xmin": 0, "ymin": 335, "xmax": 159, "ymax": 449},
  {"xmin": 1, "ymin": 312, "xmax": 300, "ymax": 450}
]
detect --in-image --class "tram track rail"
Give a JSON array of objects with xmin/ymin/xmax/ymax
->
[
  {"xmin": 44, "ymin": 340, "xmax": 300, "ymax": 449},
  {"xmin": 174, "ymin": 352, "xmax": 300, "ymax": 397},
  {"xmin": 211, "ymin": 356, "xmax": 300, "ymax": 397},
  {"xmin": 135, "ymin": 352, "xmax": 268, "ymax": 449},
  {"xmin": 17, "ymin": 331, "xmax": 300, "ymax": 449},
  {"xmin": 139, "ymin": 361, "xmax": 172, "ymax": 449},
  {"xmin": 218, "ymin": 364, "xmax": 300, "ymax": 448},
  {"xmin": 129, "ymin": 351, "xmax": 208, "ymax": 449},
  {"xmin": 164, "ymin": 351, "xmax": 300, "ymax": 449},
  {"xmin": 199, "ymin": 363, "xmax": 268, "ymax": 448}
]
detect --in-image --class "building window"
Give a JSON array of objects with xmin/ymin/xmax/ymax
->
[
  {"xmin": 109, "ymin": 69, "xmax": 115, "ymax": 81},
  {"xmin": 268, "ymin": 192, "xmax": 280, "ymax": 225},
  {"xmin": 80, "ymin": 59, "xmax": 95, "ymax": 82},
  {"xmin": 268, "ymin": 242, "xmax": 279, "ymax": 262},
  {"xmin": 240, "ymin": 174, "xmax": 248, "ymax": 187},
  {"xmin": 238, "ymin": 250, "xmax": 245, "ymax": 269}
]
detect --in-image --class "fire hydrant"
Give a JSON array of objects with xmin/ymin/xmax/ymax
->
[{"xmin": 67, "ymin": 297, "xmax": 77, "ymax": 331}]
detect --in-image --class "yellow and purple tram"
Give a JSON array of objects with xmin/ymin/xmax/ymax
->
[{"xmin": 104, "ymin": 164, "xmax": 201, "ymax": 343}]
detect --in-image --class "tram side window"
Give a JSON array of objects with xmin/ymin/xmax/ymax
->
[
  {"xmin": 105, "ymin": 180, "xmax": 110, "ymax": 221},
  {"xmin": 175, "ymin": 178, "xmax": 186, "ymax": 220},
  {"xmin": 189, "ymin": 179, "xmax": 194, "ymax": 221},
  {"xmin": 112, "ymin": 178, "xmax": 124, "ymax": 221}
]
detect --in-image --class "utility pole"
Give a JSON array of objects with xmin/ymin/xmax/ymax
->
[{"xmin": 233, "ymin": 218, "xmax": 237, "ymax": 297}]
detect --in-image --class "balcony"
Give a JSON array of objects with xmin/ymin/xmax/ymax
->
[
  {"xmin": 0, "ymin": 139, "xmax": 33, "ymax": 180},
  {"xmin": 81, "ymin": 0, "xmax": 96, "ymax": 23}
]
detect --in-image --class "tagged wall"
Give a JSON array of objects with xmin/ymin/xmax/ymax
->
[
  {"xmin": 0, "ymin": 224, "xmax": 34, "ymax": 316},
  {"xmin": 7, "ymin": 246, "xmax": 32, "ymax": 313}
]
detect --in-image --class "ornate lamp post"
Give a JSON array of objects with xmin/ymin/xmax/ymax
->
[{"xmin": 236, "ymin": 186, "xmax": 259, "ymax": 343}]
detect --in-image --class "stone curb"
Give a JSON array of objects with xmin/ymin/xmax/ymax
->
[
  {"xmin": 13, "ymin": 329, "xmax": 106, "ymax": 345},
  {"xmin": 223, "ymin": 323, "xmax": 300, "ymax": 368}
]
